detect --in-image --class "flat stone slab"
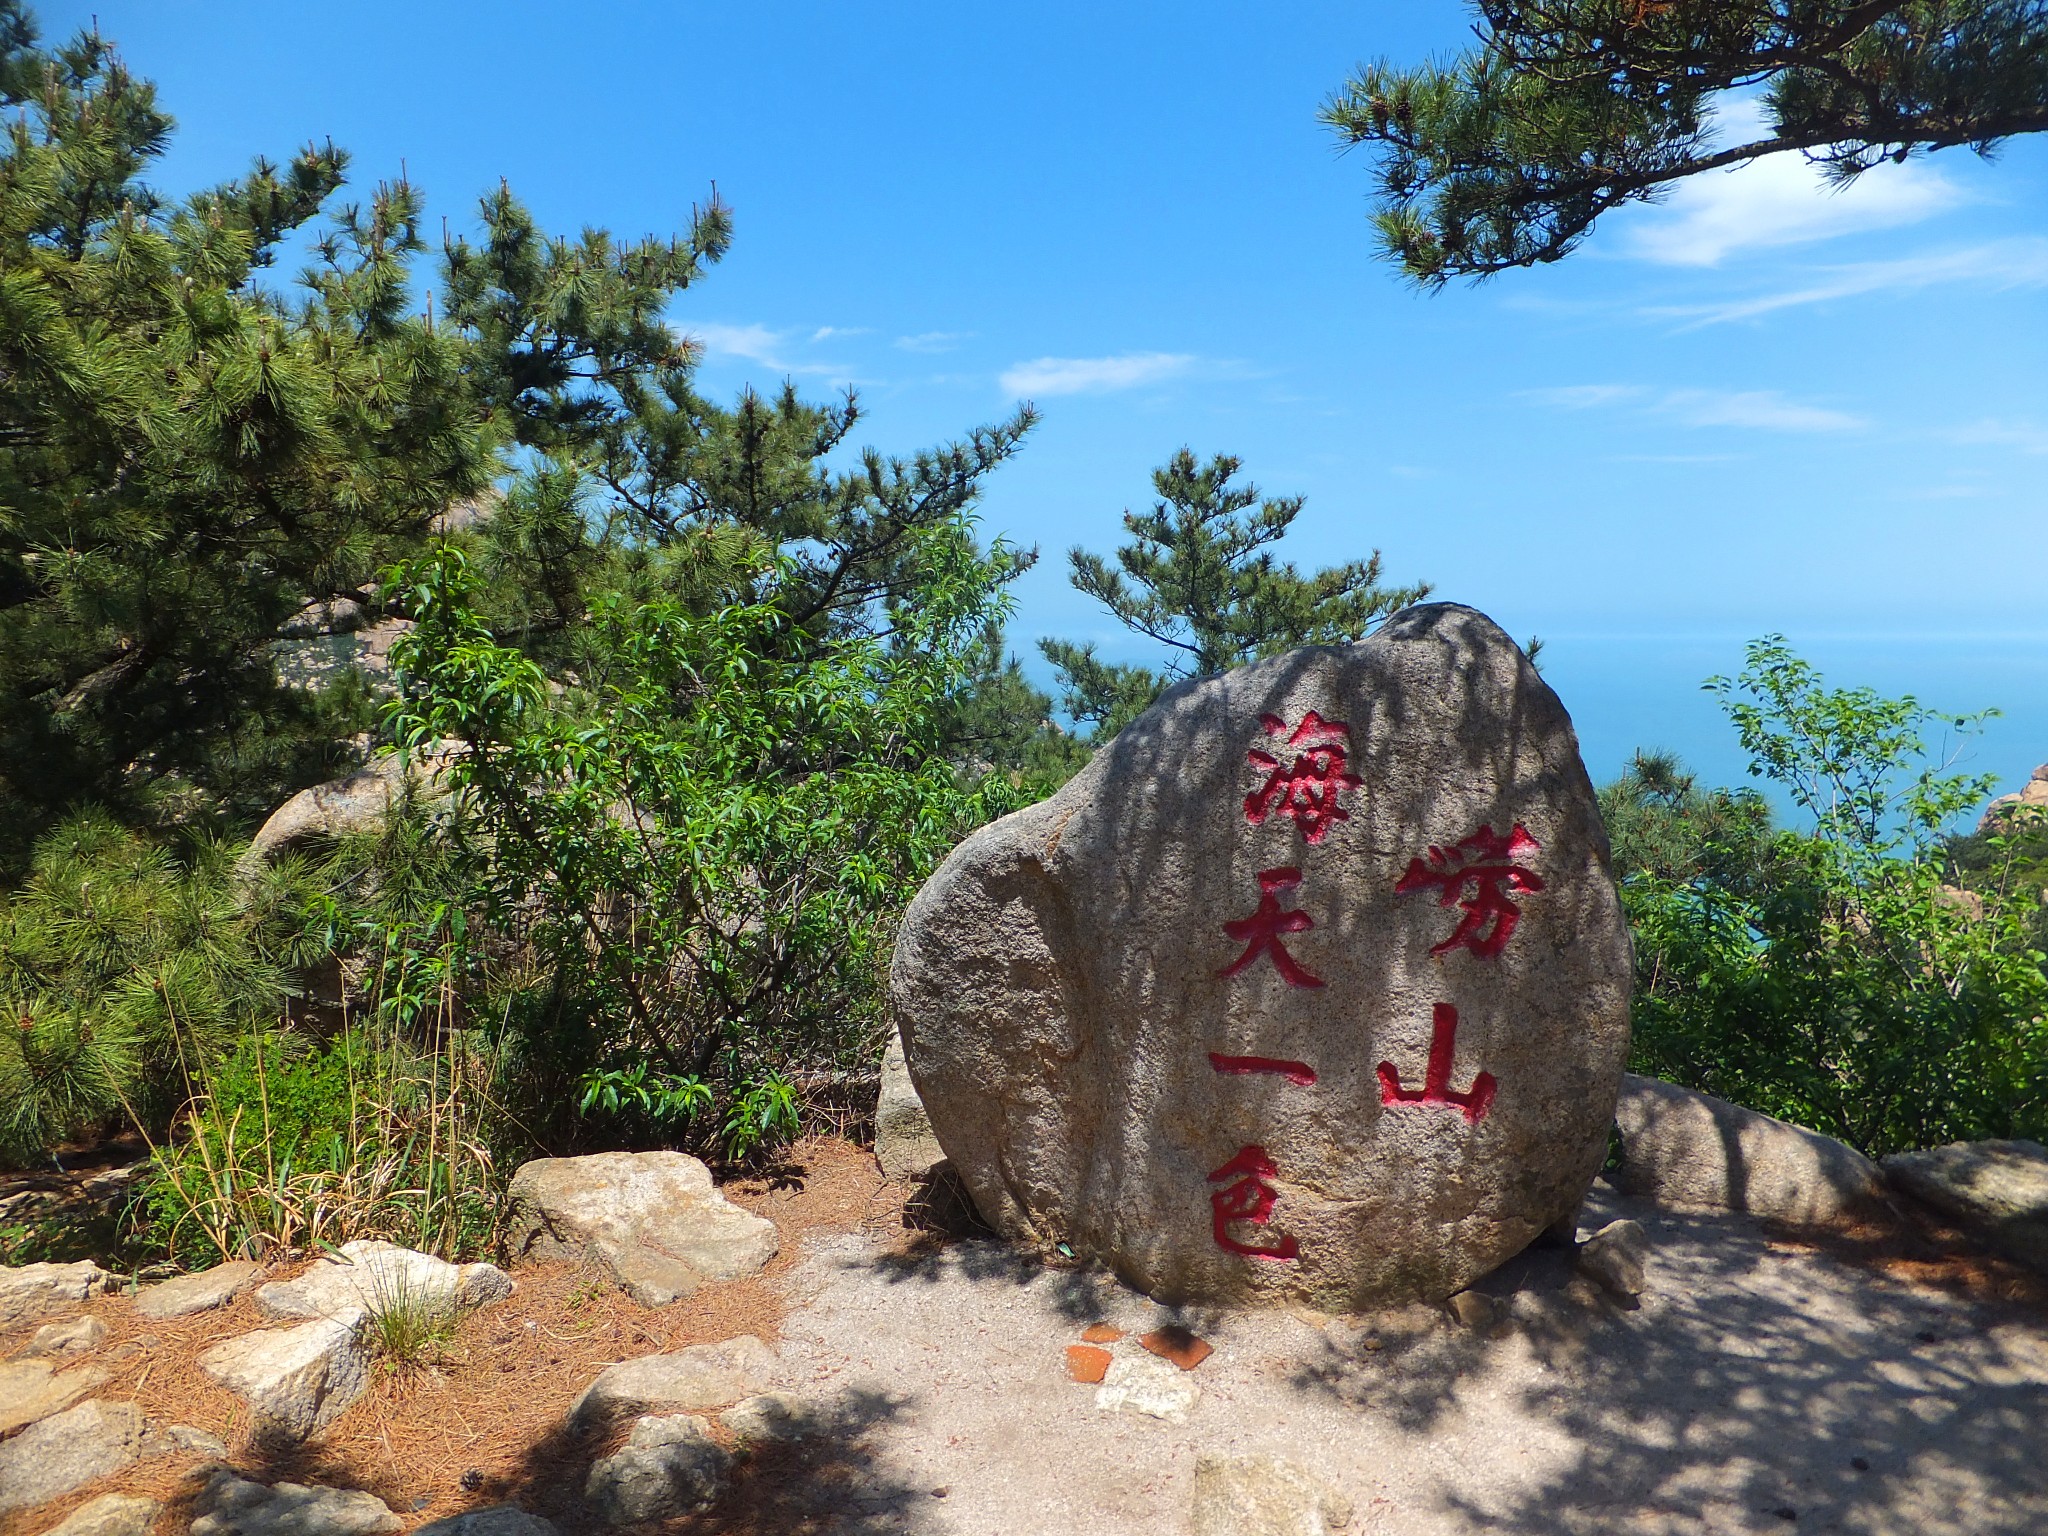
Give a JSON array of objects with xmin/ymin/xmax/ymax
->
[
  {"xmin": 24, "ymin": 1315, "xmax": 108, "ymax": 1356},
  {"xmin": 38, "ymin": 1493, "xmax": 163, "ymax": 1536},
  {"xmin": 0, "ymin": 1358, "xmax": 111, "ymax": 1436},
  {"xmin": 1191, "ymin": 1454, "xmax": 1353, "ymax": 1536},
  {"xmin": 190, "ymin": 1473, "xmax": 400, "ymax": 1536},
  {"xmin": 135, "ymin": 1260, "xmax": 262, "ymax": 1320},
  {"xmin": 570, "ymin": 1336, "xmax": 776, "ymax": 1428},
  {"xmin": 1884, "ymin": 1139, "xmax": 2048, "ymax": 1273},
  {"xmin": 254, "ymin": 1241, "xmax": 509, "ymax": 1323},
  {"xmin": 0, "ymin": 1261, "xmax": 118, "ymax": 1327},
  {"xmin": 197, "ymin": 1314, "xmax": 369, "ymax": 1441},
  {"xmin": 0, "ymin": 1399, "xmax": 144, "ymax": 1515},
  {"xmin": 505, "ymin": 1151, "xmax": 778, "ymax": 1307}
]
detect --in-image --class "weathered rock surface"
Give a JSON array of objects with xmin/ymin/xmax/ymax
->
[
  {"xmin": 37, "ymin": 1493, "xmax": 162, "ymax": 1536},
  {"xmin": 1612, "ymin": 1073, "xmax": 1891, "ymax": 1229},
  {"xmin": 892, "ymin": 605, "xmax": 1631, "ymax": 1309},
  {"xmin": 584, "ymin": 1414, "xmax": 731, "ymax": 1524},
  {"xmin": 506, "ymin": 1152, "xmax": 778, "ymax": 1307},
  {"xmin": 1977, "ymin": 761, "xmax": 2048, "ymax": 831},
  {"xmin": 196, "ymin": 1313, "xmax": 369, "ymax": 1440},
  {"xmin": 254, "ymin": 1241, "xmax": 509, "ymax": 1323},
  {"xmin": 875, "ymin": 1024, "xmax": 945, "ymax": 1181},
  {"xmin": 145, "ymin": 1422, "xmax": 230, "ymax": 1461},
  {"xmin": 190, "ymin": 1473, "xmax": 400, "ymax": 1536},
  {"xmin": 0, "ymin": 1399, "xmax": 144, "ymax": 1515},
  {"xmin": 236, "ymin": 746, "xmax": 455, "ymax": 874},
  {"xmin": 23, "ymin": 1314, "xmax": 107, "ymax": 1356},
  {"xmin": 1576, "ymin": 1217, "xmax": 1650, "ymax": 1302},
  {"xmin": 1094, "ymin": 1351, "xmax": 1200, "ymax": 1424},
  {"xmin": 1883, "ymin": 1139, "xmax": 2048, "ymax": 1273},
  {"xmin": 1191, "ymin": 1453, "xmax": 1354, "ymax": 1536},
  {"xmin": 135, "ymin": 1260, "xmax": 262, "ymax": 1321},
  {"xmin": 414, "ymin": 1505, "xmax": 560, "ymax": 1536},
  {"xmin": 718, "ymin": 1392, "xmax": 813, "ymax": 1443},
  {"xmin": 570, "ymin": 1336, "xmax": 775, "ymax": 1428},
  {"xmin": 0, "ymin": 1261, "xmax": 118, "ymax": 1326},
  {"xmin": 0, "ymin": 1358, "xmax": 111, "ymax": 1436}
]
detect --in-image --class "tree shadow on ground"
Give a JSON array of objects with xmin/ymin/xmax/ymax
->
[{"xmin": 1293, "ymin": 1197, "xmax": 2048, "ymax": 1534}]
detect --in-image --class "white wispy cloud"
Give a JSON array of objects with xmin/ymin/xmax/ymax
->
[
  {"xmin": 1949, "ymin": 417, "xmax": 2048, "ymax": 454},
  {"xmin": 999, "ymin": 351, "xmax": 1199, "ymax": 397},
  {"xmin": 1615, "ymin": 98, "xmax": 1965, "ymax": 266},
  {"xmin": 809, "ymin": 325, "xmax": 870, "ymax": 343},
  {"xmin": 895, "ymin": 331, "xmax": 973, "ymax": 354},
  {"xmin": 1646, "ymin": 238, "xmax": 2048, "ymax": 326},
  {"xmin": 685, "ymin": 322, "xmax": 846, "ymax": 375},
  {"xmin": 1525, "ymin": 383, "xmax": 1865, "ymax": 433}
]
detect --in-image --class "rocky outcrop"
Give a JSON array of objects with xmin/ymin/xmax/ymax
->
[
  {"xmin": 875, "ymin": 1024, "xmax": 944, "ymax": 1181},
  {"xmin": 196, "ymin": 1314, "xmax": 370, "ymax": 1441},
  {"xmin": 1883, "ymin": 1139, "xmax": 2048, "ymax": 1273},
  {"xmin": 892, "ymin": 605, "xmax": 1632, "ymax": 1309},
  {"xmin": 135, "ymin": 1259, "xmax": 262, "ymax": 1320},
  {"xmin": 0, "ymin": 1399, "xmax": 145, "ymax": 1515},
  {"xmin": 584, "ymin": 1415, "xmax": 731, "ymax": 1523},
  {"xmin": 1976, "ymin": 762, "xmax": 2048, "ymax": 831},
  {"xmin": 0, "ymin": 1260, "xmax": 118, "ymax": 1327},
  {"xmin": 1611, "ymin": 1074, "xmax": 1891, "ymax": 1229},
  {"xmin": 569, "ymin": 1336, "xmax": 776, "ymax": 1429},
  {"xmin": 506, "ymin": 1152, "xmax": 778, "ymax": 1307}
]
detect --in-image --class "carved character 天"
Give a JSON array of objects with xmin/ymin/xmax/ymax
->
[
  {"xmin": 1394, "ymin": 822, "xmax": 1544, "ymax": 959},
  {"xmin": 1243, "ymin": 710, "xmax": 1364, "ymax": 845},
  {"xmin": 1217, "ymin": 867, "xmax": 1324, "ymax": 988}
]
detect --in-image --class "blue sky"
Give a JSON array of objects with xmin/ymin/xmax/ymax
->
[{"xmin": 55, "ymin": 1, "xmax": 2048, "ymax": 811}]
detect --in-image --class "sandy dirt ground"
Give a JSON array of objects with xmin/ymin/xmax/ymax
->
[{"xmin": 744, "ymin": 1184, "xmax": 2048, "ymax": 1536}]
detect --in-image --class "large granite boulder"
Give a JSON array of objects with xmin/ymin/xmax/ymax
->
[
  {"xmin": 891, "ymin": 605, "xmax": 1631, "ymax": 1310},
  {"xmin": 1883, "ymin": 1139, "xmax": 2048, "ymax": 1273},
  {"xmin": 1611, "ymin": 1074, "xmax": 1891, "ymax": 1230}
]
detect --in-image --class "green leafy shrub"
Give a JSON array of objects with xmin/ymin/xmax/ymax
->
[{"xmin": 1618, "ymin": 639, "xmax": 2048, "ymax": 1155}]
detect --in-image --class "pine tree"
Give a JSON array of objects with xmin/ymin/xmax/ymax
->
[
  {"xmin": 1323, "ymin": 1, "xmax": 2048, "ymax": 284},
  {"xmin": 1041, "ymin": 450, "xmax": 1429, "ymax": 740}
]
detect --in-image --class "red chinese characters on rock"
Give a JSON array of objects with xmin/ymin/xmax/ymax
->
[
  {"xmin": 1377, "ymin": 1002, "xmax": 1497, "ymax": 1123},
  {"xmin": 1206, "ymin": 1145, "xmax": 1300, "ymax": 1261},
  {"xmin": 1394, "ymin": 822, "xmax": 1544, "ymax": 960},
  {"xmin": 1216, "ymin": 867, "xmax": 1325, "ymax": 988},
  {"xmin": 1244, "ymin": 711, "xmax": 1363, "ymax": 845}
]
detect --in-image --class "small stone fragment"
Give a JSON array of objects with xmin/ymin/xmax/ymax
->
[
  {"xmin": 1064, "ymin": 1344, "xmax": 1113, "ymax": 1384},
  {"xmin": 134, "ymin": 1260, "xmax": 262, "ymax": 1321},
  {"xmin": 189, "ymin": 1473, "xmax": 400, "ymax": 1536},
  {"xmin": 196, "ymin": 1313, "xmax": 370, "ymax": 1441},
  {"xmin": 1191, "ymin": 1453, "xmax": 1353, "ymax": 1535},
  {"xmin": 0, "ymin": 1358, "xmax": 112, "ymax": 1436},
  {"xmin": 1577, "ymin": 1219, "xmax": 1650, "ymax": 1302},
  {"xmin": 1080, "ymin": 1323, "xmax": 1123, "ymax": 1344},
  {"xmin": 23, "ymin": 1314, "xmax": 107, "ymax": 1357},
  {"xmin": 36, "ymin": 1492, "xmax": 162, "ymax": 1536},
  {"xmin": 0, "ymin": 1261, "xmax": 119, "ymax": 1327},
  {"xmin": 1094, "ymin": 1352, "xmax": 1200, "ymax": 1424},
  {"xmin": 1448, "ymin": 1290, "xmax": 1500, "ymax": 1330},
  {"xmin": 584, "ymin": 1414, "xmax": 731, "ymax": 1523},
  {"xmin": 0, "ymin": 1399, "xmax": 145, "ymax": 1515},
  {"xmin": 570, "ymin": 1336, "xmax": 775, "ymax": 1428},
  {"xmin": 414, "ymin": 1505, "xmax": 561, "ymax": 1536},
  {"xmin": 1139, "ymin": 1325, "xmax": 1214, "ymax": 1371},
  {"xmin": 718, "ymin": 1392, "xmax": 813, "ymax": 1444}
]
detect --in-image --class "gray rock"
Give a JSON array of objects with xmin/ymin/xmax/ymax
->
[
  {"xmin": 1447, "ymin": 1290, "xmax": 1500, "ymax": 1330},
  {"xmin": 196, "ymin": 1313, "xmax": 369, "ymax": 1441},
  {"xmin": 1191, "ymin": 1454, "xmax": 1353, "ymax": 1535},
  {"xmin": 134, "ymin": 1261, "xmax": 262, "ymax": 1321},
  {"xmin": 1093, "ymin": 1352, "xmax": 1200, "ymax": 1424},
  {"xmin": 584, "ymin": 1415, "xmax": 731, "ymax": 1524},
  {"xmin": 0, "ymin": 1399, "xmax": 145, "ymax": 1515},
  {"xmin": 35, "ymin": 1493, "xmax": 162, "ymax": 1536},
  {"xmin": 190, "ymin": 1473, "xmax": 400, "ymax": 1536},
  {"xmin": 236, "ymin": 747, "xmax": 455, "ymax": 875},
  {"xmin": 570, "ymin": 1336, "xmax": 775, "ymax": 1428},
  {"xmin": 505, "ymin": 1152, "xmax": 778, "ymax": 1307},
  {"xmin": 1613, "ymin": 1074, "xmax": 1891, "ymax": 1229},
  {"xmin": 23, "ymin": 1314, "xmax": 108, "ymax": 1356},
  {"xmin": 1577, "ymin": 1218, "xmax": 1650, "ymax": 1301},
  {"xmin": 144, "ymin": 1422, "xmax": 230, "ymax": 1461},
  {"xmin": 414, "ymin": 1505, "xmax": 560, "ymax": 1536},
  {"xmin": 0, "ymin": 1358, "xmax": 112, "ymax": 1436},
  {"xmin": 1883, "ymin": 1139, "xmax": 2048, "ymax": 1273},
  {"xmin": 718, "ymin": 1392, "xmax": 814, "ymax": 1443},
  {"xmin": 0, "ymin": 1262, "xmax": 119, "ymax": 1327},
  {"xmin": 254, "ymin": 1241, "xmax": 509, "ymax": 1324},
  {"xmin": 892, "ymin": 605, "xmax": 1631, "ymax": 1309},
  {"xmin": 875, "ymin": 1024, "xmax": 944, "ymax": 1181}
]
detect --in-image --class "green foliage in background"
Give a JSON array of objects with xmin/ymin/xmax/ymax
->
[
  {"xmin": 1325, "ymin": 0, "xmax": 2048, "ymax": 284},
  {"xmin": 1041, "ymin": 450, "xmax": 1429, "ymax": 743},
  {"xmin": 1613, "ymin": 639, "xmax": 2048, "ymax": 1154}
]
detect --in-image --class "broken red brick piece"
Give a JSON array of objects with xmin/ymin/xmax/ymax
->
[
  {"xmin": 1080, "ymin": 1324, "xmax": 1124, "ymax": 1344},
  {"xmin": 1065, "ymin": 1344, "xmax": 1113, "ymax": 1383},
  {"xmin": 1139, "ymin": 1326, "xmax": 1213, "ymax": 1371}
]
